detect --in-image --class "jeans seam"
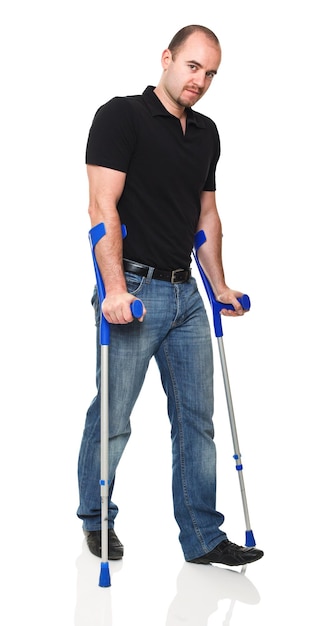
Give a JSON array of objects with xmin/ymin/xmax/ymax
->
[{"xmin": 163, "ymin": 341, "xmax": 208, "ymax": 554}]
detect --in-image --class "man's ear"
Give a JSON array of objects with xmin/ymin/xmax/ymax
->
[{"xmin": 161, "ymin": 48, "xmax": 172, "ymax": 70}]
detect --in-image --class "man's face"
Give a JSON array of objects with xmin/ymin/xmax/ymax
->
[{"xmin": 162, "ymin": 32, "xmax": 221, "ymax": 109}]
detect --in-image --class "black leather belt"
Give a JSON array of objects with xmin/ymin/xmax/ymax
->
[{"xmin": 123, "ymin": 259, "xmax": 191, "ymax": 284}]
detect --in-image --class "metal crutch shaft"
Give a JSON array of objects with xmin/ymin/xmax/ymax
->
[
  {"xmin": 89, "ymin": 222, "xmax": 144, "ymax": 586},
  {"xmin": 217, "ymin": 336, "xmax": 252, "ymax": 535},
  {"xmin": 193, "ymin": 229, "xmax": 256, "ymax": 547}
]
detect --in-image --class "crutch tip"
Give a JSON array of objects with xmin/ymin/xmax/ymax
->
[
  {"xmin": 99, "ymin": 561, "xmax": 111, "ymax": 587},
  {"xmin": 245, "ymin": 530, "xmax": 256, "ymax": 547}
]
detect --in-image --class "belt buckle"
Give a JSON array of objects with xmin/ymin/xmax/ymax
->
[{"xmin": 171, "ymin": 268, "xmax": 186, "ymax": 283}]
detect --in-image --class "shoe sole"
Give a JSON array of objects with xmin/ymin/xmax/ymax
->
[
  {"xmin": 189, "ymin": 550, "xmax": 264, "ymax": 566},
  {"xmin": 87, "ymin": 546, "xmax": 124, "ymax": 560}
]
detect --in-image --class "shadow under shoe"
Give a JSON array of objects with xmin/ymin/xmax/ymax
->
[
  {"xmin": 188, "ymin": 540, "xmax": 264, "ymax": 566},
  {"xmin": 84, "ymin": 528, "xmax": 124, "ymax": 560}
]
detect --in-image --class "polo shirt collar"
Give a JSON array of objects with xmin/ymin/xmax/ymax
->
[{"xmin": 142, "ymin": 85, "xmax": 205, "ymax": 128}]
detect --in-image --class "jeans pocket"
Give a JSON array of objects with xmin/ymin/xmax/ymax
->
[
  {"xmin": 91, "ymin": 275, "xmax": 145, "ymax": 327},
  {"xmin": 125, "ymin": 273, "xmax": 146, "ymax": 297},
  {"xmin": 91, "ymin": 286, "xmax": 100, "ymax": 327}
]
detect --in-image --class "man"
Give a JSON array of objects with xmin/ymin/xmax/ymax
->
[{"xmin": 77, "ymin": 25, "xmax": 264, "ymax": 566}]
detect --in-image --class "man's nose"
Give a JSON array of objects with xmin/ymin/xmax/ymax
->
[{"xmin": 193, "ymin": 72, "xmax": 206, "ymax": 88}]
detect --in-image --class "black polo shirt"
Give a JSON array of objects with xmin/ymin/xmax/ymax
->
[{"xmin": 86, "ymin": 86, "xmax": 220, "ymax": 269}]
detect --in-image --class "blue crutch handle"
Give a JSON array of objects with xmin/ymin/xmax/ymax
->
[
  {"xmin": 88, "ymin": 223, "xmax": 144, "ymax": 345},
  {"xmin": 193, "ymin": 230, "xmax": 250, "ymax": 338}
]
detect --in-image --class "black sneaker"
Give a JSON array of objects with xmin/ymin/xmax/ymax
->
[
  {"xmin": 84, "ymin": 528, "xmax": 124, "ymax": 560},
  {"xmin": 188, "ymin": 540, "xmax": 264, "ymax": 566}
]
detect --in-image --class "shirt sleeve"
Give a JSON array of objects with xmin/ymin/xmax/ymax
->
[
  {"xmin": 85, "ymin": 97, "xmax": 136, "ymax": 172},
  {"xmin": 202, "ymin": 120, "xmax": 220, "ymax": 191}
]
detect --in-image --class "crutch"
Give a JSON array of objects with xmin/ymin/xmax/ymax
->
[
  {"xmin": 89, "ymin": 222, "xmax": 144, "ymax": 587},
  {"xmin": 193, "ymin": 230, "xmax": 256, "ymax": 548}
]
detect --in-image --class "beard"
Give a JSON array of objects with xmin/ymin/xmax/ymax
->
[{"xmin": 177, "ymin": 87, "xmax": 203, "ymax": 108}]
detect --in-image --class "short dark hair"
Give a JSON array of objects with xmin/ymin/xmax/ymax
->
[{"xmin": 168, "ymin": 25, "xmax": 220, "ymax": 58}]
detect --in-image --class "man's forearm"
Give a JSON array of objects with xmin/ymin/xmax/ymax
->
[
  {"xmin": 196, "ymin": 211, "xmax": 227, "ymax": 298},
  {"xmin": 89, "ymin": 205, "xmax": 127, "ymax": 296}
]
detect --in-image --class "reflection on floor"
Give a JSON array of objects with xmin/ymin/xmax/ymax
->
[{"xmin": 75, "ymin": 537, "xmax": 261, "ymax": 626}]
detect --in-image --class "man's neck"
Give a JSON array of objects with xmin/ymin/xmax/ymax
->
[{"xmin": 153, "ymin": 85, "xmax": 185, "ymax": 120}]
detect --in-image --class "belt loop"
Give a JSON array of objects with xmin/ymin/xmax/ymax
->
[{"xmin": 145, "ymin": 265, "xmax": 154, "ymax": 284}]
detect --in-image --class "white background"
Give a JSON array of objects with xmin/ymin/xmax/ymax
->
[{"xmin": 1, "ymin": 1, "xmax": 334, "ymax": 624}]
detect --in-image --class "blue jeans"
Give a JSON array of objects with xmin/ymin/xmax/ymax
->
[{"xmin": 77, "ymin": 272, "xmax": 227, "ymax": 560}]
